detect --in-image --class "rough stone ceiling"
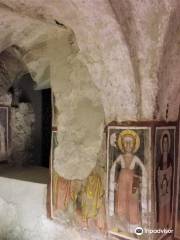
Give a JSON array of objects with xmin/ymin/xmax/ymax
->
[
  {"xmin": 0, "ymin": 0, "xmax": 179, "ymax": 179},
  {"xmin": 0, "ymin": 0, "xmax": 179, "ymax": 120},
  {"xmin": 0, "ymin": 4, "xmax": 74, "ymax": 90}
]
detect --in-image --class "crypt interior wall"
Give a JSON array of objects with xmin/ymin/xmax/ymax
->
[
  {"xmin": 0, "ymin": 1, "xmax": 179, "ymax": 240},
  {"xmin": 0, "ymin": 50, "xmax": 52, "ymax": 167}
]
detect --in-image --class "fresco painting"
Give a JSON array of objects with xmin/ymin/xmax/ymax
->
[
  {"xmin": 50, "ymin": 128, "xmax": 106, "ymax": 232},
  {"xmin": 155, "ymin": 127, "xmax": 176, "ymax": 240},
  {"xmin": 107, "ymin": 126, "xmax": 151, "ymax": 239},
  {"xmin": 50, "ymin": 123, "xmax": 178, "ymax": 240}
]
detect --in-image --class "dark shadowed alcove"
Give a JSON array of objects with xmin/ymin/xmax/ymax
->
[
  {"xmin": 11, "ymin": 73, "xmax": 52, "ymax": 168},
  {"xmin": 41, "ymin": 88, "xmax": 52, "ymax": 168}
]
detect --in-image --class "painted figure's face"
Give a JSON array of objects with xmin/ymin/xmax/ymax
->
[
  {"xmin": 122, "ymin": 135, "xmax": 135, "ymax": 153},
  {"xmin": 162, "ymin": 136, "xmax": 169, "ymax": 153}
]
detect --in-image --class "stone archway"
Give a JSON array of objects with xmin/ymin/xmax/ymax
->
[
  {"xmin": 0, "ymin": 1, "xmax": 179, "ymax": 240},
  {"xmin": 0, "ymin": 6, "xmax": 105, "ymax": 181}
]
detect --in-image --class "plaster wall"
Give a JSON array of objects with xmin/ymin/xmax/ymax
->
[
  {"xmin": 0, "ymin": 0, "xmax": 179, "ymax": 179},
  {"xmin": 0, "ymin": 94, "xmax": 35, "ymax": 166},
  {"xmin": 11, "ymin": 103, "xmax": 35, "ymax": 166},
  {"xmin": 0, "ymin": 1, "xmax": 179, "ymax": 239}
]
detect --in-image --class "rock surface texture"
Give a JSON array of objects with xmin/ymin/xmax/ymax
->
[
  {"xmin": 0, "ymin": 0, "xmax": 179, "ymax": 178},
  {"xmin": 0, "ymin": 0, "xmax": 179, "ymax": 239},
  {"xmin": 11, "ymin": 103, "xmax": 35, "ymax": 166}
]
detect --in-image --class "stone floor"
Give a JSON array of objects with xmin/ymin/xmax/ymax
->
[
  {"xmin": 0, "ymin": 164, "xmax": 49, "ymax": 183},
  {"xmin": 0, "ymin": 165, "xmax": 106, "ymax": 240}
]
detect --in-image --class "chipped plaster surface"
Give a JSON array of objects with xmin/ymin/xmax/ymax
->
[
  {"xmin": 11, "ymin": 103, "xmax": 35, "ymax": 166},
  {"xmin": 0, "ymin": 0, "xmax": 179, "ymax": 179},
  {"xmin": 0, "ymin": 0, "xmax": 179, "ymax": 120},
  {"xmin": 0, "ymin": 1, "xmax": 179, "ymax": 238},
  {"xmin": 0, "ymin": 0, "xmax": 179, "ymax": 183}
]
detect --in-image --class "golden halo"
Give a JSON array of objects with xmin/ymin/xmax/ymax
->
[
  {"xmin": 160, "ymin": 130, "xmax": 171, "ymax": 154},
  {"xmin": 118, "ymin": 129, "xmax": 140, "ymax": 153}
]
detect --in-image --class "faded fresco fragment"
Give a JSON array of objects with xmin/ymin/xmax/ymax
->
[
  {"xmin": 50, "ymin": 126, "xmax": 106, "ymax": 232},
  {"xmin": 155, "ymin": 127, "xmax": 176, "ymax": 240},
  {"xmin": 107, "ymin": 126, "xmax": 151, "ymax": 239}
]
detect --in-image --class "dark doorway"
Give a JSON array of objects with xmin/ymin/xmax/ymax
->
[
  {"xmin": 41, "ymin": 89, "xmax": 52, "ymax": 168},
  {"xmin": 9, "ymin": 74, "xmax": 52, "ymax": 168}
]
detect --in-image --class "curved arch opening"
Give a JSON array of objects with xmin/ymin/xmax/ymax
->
[{"xmin": 0, "ymin": 45, "xmax": 52, "ymax": 183}]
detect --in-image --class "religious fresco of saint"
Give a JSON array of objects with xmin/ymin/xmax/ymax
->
[
  {"xmin": 155, "ymin": 127, "xmax": 176, "ymax": 240},
  {"xmin": 107, "ymin": 126, "xmax": 152, "ymax": 239},
  {"xmin": 50, "ymin": 132, "xmax": 106, "ymax": 232},
  {"xmin": 51, "ymin": 170, "xmax": 107, "ymax": 232},
  {"xmin": 0, "ymin": 106, "xmax": 9, "ymax": 162}
]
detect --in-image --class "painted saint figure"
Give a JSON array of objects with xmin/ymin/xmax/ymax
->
[
  {"xmin": 55, "ymin": 175, "xmax": 73, "ymax": 211},
  {"xmin": 53, "ymin": 170, "xmax": 106, "ymax": 232},
  {"xmin": 109, "ymin": 130, "xmax": 147, "ymax": 232},
  {"xmin": 80, "ymin": 172, "xmax": 106, "ymax": 231},
  {"xmin": 157, "ymin": 130, "xmax": 173, "ymax": 229}
]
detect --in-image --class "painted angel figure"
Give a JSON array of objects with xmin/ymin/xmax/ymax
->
[
  {"xmin": 157, "ymin": 130, "xmax": 173, "ymax": 229},
  {"xmin": 109, "ymin": 129, "xmax": 147, "ymax": 232}
]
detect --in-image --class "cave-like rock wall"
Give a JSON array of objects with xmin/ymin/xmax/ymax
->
[
  {"xmin": 0, "ymin": 3, "xmax": 179, "ymax": 240},
  {"xmin": 0, "ymin": 48, "xmax": 37, "ymax": 166},
  {"xmin": 0, "ymin": 0, "xmax": 179, "ymax": 179}
]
